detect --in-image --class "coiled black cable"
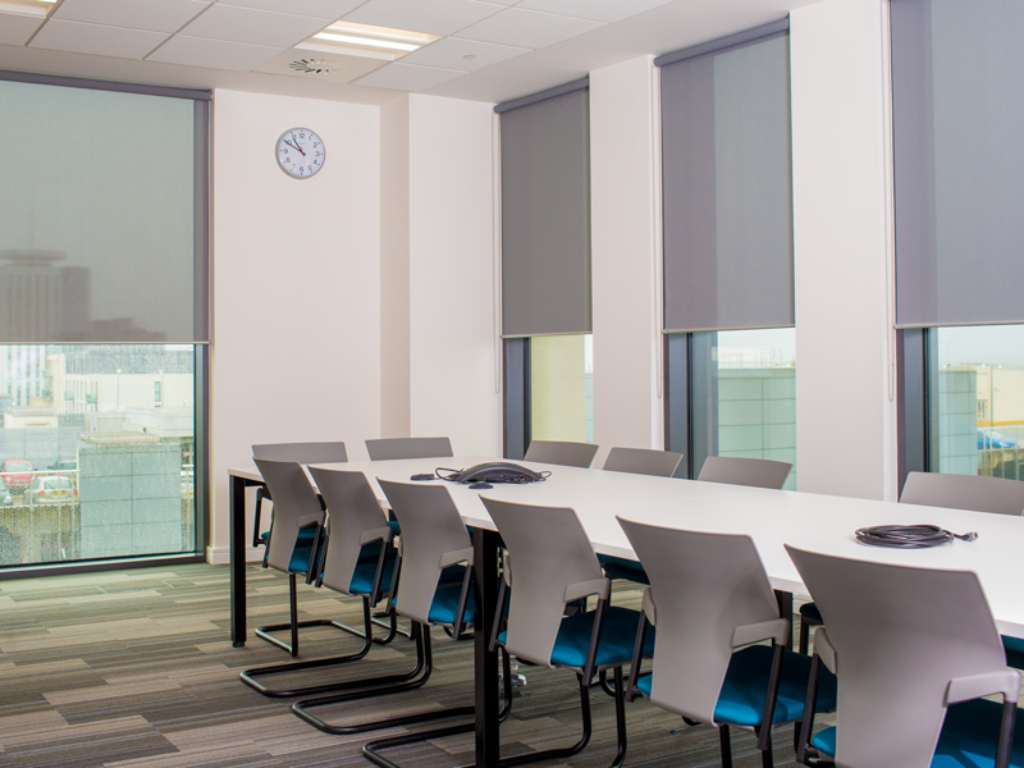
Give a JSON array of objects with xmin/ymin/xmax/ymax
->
[{"xmin": 855, "ymin": 524, "xmax": 978, "ymax": 549}]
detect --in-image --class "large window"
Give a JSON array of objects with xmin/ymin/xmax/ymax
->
[
  {"xmin": 0, "ymin": 345, "xmax": 199, "ymax": 566},
  {"xmin": 659, "ymin": 22, "xmax": 794, "ymax": 483},
  {"xmin": 0, "ymin": 75, "xmax": 208, "ymax": 570},
  {"xmin": 667, "ymin": 329, "xmax": 795, "ymax": 485},
  {"xmin": 892, "ymin": 0, "xmax": 1024, "ymax": 484},
  {"xmin": 923, "ymin": 326, "xmax": 1024, "ymax": 480}
]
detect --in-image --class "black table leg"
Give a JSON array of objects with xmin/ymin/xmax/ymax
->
[
  {"xmin": 230, "ymin": 473, "xmax": 249, "ymax": 647},
  {"xmin": 473, "ymin": 528, "xmax": 501, "ymax": 765}
]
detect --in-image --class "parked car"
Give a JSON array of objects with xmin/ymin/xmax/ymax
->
[
  {"xmin": 1, "ymin": 459, "xmax": 33, "ymax": 493},
  {"xmin": 26, "ymin": 475, "xmax": 77, "ymax": 504},
  {"xmin": 0, "ymin": 476, "xmax": 12, "ymax": 506}
]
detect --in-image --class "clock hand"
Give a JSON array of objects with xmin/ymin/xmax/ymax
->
[
  {"xmin": 289, "ymin": 133, "xmax": 306, "ymax": 157},
  {"xmin": 283, "ymin": 138, "xmax": 304, "ymax": 156}
]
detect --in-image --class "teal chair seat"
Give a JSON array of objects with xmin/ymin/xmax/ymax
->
[
  {"xmin": 637, "ymin": 644, "xmax": 837, "ymax": 727},
  {"xmin": 500, "ymin": 605, "xmax": 654, "ymax": 669},
  {"xmin": 597, "ymin": 554, "xmax": 649, "ymax": 585},
  {"xmin": 812, "ymin": 698, "xmax": 1024, "ymax": 767},
  {"xmin": 287, "ymin": 526, "xmax": 319, "ymax": 574},
  {"xmin": 427, "ymin": 579, "xmax": 475, "ymax": 625},
  {"xmin": 1003, "ymin": 635, "xmax": 1024, "ymax": 669},
  {"xmin": 348, "ymin": 541, "xmax": 398, "ymax": 596}
]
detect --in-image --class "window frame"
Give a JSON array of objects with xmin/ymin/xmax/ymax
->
[{"xmin": 0, "ymin": 70, "xmax": 210, "ymax": 579}]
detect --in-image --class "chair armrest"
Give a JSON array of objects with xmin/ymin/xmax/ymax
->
[
  {"xmin": 439, "ymin": 546, "xmax": 475, "ymax": 568},
  {"xmin": 641, "ymin": 588, "xmax": 657, "ymax": 626},
  {"xmin": 815, "ymin": 628, "xmax": 838, "ymax": 674},
  {"xmin": 947, "ymin": 668, "xmax": 1022, "ymax": 705},
  {"xmin": 564, "ymin": 577, "xmax": 611, "ymax": 605},
  {"xmin": 732, "ymin": 617, "xmax": 789, "ymax": 648}
]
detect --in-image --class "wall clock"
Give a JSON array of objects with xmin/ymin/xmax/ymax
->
[{"xmin": 276, "ymin": 127, "xmax": 325, "ymax": 179}]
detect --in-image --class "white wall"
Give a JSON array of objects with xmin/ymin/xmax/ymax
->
[
  {"xmin": 790, "ymin": 0, "xmax": 897, "ymax": 500},
  {"xmin": 589, "ymin": 55, "xmax": 663, "ymax": 462},
  {"xmin": 209, "ymin": 89, "xmax": 382, "ymax": 561},
  {"xmin": 407, "ymin": 94, "xmax": 501, "ymax": 458}
]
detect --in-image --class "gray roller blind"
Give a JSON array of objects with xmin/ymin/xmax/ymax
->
[
  {"xmin": 0, "ymin": 76, "xmax": 208, "ymax": 343},
  {"xmin": 500, "ymin": 85, "xmax": 591, "ymax": 338},
  {"xmin": 892, "ymin": 0, "xmax": 1024, "ymax": 328},
  {"xmin": 660, "ymin": 27, "xmax": 793, "ymax": 334}
]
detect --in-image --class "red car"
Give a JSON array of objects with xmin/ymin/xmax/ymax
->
[{"xmin": 1, "ymin": 459, "xmax": 34, "ymax": 493}]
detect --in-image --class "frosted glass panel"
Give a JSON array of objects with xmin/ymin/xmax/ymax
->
[{"xmin": 0, "ymin": 79, "xmax": 204, "ymax": 342}]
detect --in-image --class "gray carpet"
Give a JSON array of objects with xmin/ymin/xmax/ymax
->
[{"xmin": 0, "ymin": 563, "xmax": 805, "ymax": 767}]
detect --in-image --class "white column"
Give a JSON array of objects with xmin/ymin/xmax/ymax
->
[
  {"xmin": 790, "ymin": 0, "xmax": 898, "ymax": 500},
  {"xmin": 589, "ymin": 55, "xmax": 663, "ymax": 459}
]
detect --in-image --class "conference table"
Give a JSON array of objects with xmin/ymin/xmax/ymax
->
[{"xmin": 228, "ymin": 457, "xmax": 1024, "ymax": 765}]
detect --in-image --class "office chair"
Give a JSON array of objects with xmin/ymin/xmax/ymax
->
[
  {"xmin": 482, "ymin": 497, "xmax": 652, "ymax": 768},
  {"xmin": 241, "ymin": 467, "xmax": 404, "ymax": 698},
  {"xmin": 798, "ymin": 471, "xmax": 1024, "ymax": 656},
  {"xmin": 524, "ymin": 439, "xmax": 599, "ymax": 468},
  {"xmin": 365, "ymin": 436, "xmax": 453, "ymax": 461},
  {"xmin": 598, "ymin": 447, "xmax": 685, "ymax": 586},
  {"xmin": 251, "ymin": 442, "xmax": 348, "ymax": 566},
  {"xmin": 250, "ymin": 458, "xmax": 331, "ymax": 657},
  {"xmin": 788, "ymin": 545, "xmax": 1021, "ymax": 768},
  {"xmin": 620, "ymin": 519, "xmax": 836, "ymax": 768},
  {"xmin": 697, "ymin": 455, "xmax": 792, "ymax": 489},
  {"xmin": 292, "ymin": 480, "xmax": 512, "ymax": 743}
]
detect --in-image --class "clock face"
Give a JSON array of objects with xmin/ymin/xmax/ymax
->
[{"xmin": 276, "ymin": 127, "xmax": 325, "ymax": 179}]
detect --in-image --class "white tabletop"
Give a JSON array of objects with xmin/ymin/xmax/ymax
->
[{"xmin": 230, "ymin": 457, "xmax": 1024, "ymax": 638}]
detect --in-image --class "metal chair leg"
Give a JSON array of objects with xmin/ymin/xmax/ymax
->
[
  {"xmin": 362, "ymin": 664, "xmax": 595, "ymax": 768},
  {"xmin": 799, "ymin": 618, "xmax": 811, "ymax": 655},
  {"xmin": 243, "ymin": 598, "xmax": 405, "ymax": 698},
  {"xmin": 610, "ymin": 666, "xmax": 628, "ymax": 768},
  {"xmin": 720, "ymin": 724, "xmax": 733, "ymax": 768},
  {"xmin": 290, "ymin": 623, "xmax": 442, "ymax": 735}
]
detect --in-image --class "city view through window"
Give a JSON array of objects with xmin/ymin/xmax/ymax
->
[
  {"xmin": 706, "ymin": 328, "xmax": 797, "ymax": 489},
  {"xmin": 931, "ymin": 325, "xmax": 1024, "ymax": 479},
  {"xmin": 0, "ymin": 345, "xmax": 196, "ymax": 567}
]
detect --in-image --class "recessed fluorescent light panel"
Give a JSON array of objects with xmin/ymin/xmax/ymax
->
[
  {"xmin": 298, "ymin": 20, "xmax": 438, "ymax": 62},
  {"xmin": 0, "ymin": 0, "xmax": 56, "ymax": 16}
]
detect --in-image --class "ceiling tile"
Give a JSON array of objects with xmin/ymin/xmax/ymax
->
[
  {"xmin": 458, "ymin": 7, "xmax": 602, "ymax": 48},
  {"xmin": 53, "ymin": 0, "xmax": 210, "ymax": 33},
  {"xmin": 0, "ymin": 11, "xmax": 43, "ymax": 45},
  {"xmin": 517, "ymin": 0, "xmax": 672, "ymax": 22},
  {"xmin": 255, "ymin": 49, "xmax": 382, "ymax": 83},
  {"xmin": 147, "ymin": 34, "xmax": 279, "ymax": 70},
  {"xmin": 354, "ymin": 61, "xmax": 463, "ymax": 91},
  {"xmin": 403, "ymin": 36, "xmax": 528, "ymax": 72},
  {"xmin": 29, "ymin": 19, "xmax": 168, "ymax": 58},
  {"xmin": 218, "ymin": 0, "xmax": 365, "ymax": 18},
  {"xmin": 179, "ymin": 4, "xmax": 329, "ymax": 48},
  {"xmin": 344, "ymin": 0, "xmax": 504, "ymax": 37}
]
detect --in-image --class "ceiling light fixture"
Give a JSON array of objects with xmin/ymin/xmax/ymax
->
[
  {"xmin": 0, "ymin": 0, "xmax": 56, "ymax": 15},
  {"xmin": 298, "ymin": 20, "xmax": 438, "ymax": 61}
]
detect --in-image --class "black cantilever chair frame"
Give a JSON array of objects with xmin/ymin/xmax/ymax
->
[{"xmin": 291, "ymin": 480, "xmax": 514, "ymax": 744}]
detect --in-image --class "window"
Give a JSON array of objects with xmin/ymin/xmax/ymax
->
[
  {"xmin": 0, "ymin": 75, "xmax": 208, "ymax": 570},
  {"xmin": 659, "ymin": 23, "xmax": 794, "ymax": 484},
  {"xmin": 925, "ymin": 326, "xmax": 1024, "ymax": 480},
  {"xmin": 0, "ymin": 344, "xmax": 199, "ymax": 566},
  {"xmin": 892, "ymin": 1, "xmax": 1024, "ymax": 484},
  {"xmin": 668, "ymin": 329, "xmax": 796, "ymax": 486},
  {"xmin": 530, "ymin": 335, "xmax": 594, "ymax": 444}
]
